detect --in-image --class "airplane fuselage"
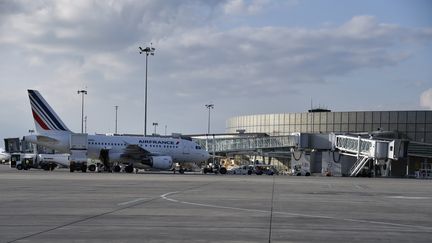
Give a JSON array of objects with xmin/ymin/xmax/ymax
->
[{"xmin": 86, "ymin": 134, "xmax": 208, "ymax": 164}]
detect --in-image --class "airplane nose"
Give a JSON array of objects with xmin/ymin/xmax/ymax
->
[{"xmin": 203, "ymin": 151, "xmax": 211, "ymax": 161}]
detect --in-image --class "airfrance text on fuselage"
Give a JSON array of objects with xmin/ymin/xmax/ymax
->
[{"xmin": 139, "ymin": 140, "xmax": 178, "ymax": 145}]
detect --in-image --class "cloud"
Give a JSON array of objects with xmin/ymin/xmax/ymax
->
[
  {"xmin": 154, "ymin": 16, "xmax": 431, "ymax": 98},
  {"xmin": 0, "ymin": 1, "xmax": 431, "ymax": 137},
  {"xmin": 420, "ymin": 88, "xmax": 432, "ymax": 110},
  {"xmin": 223, "ymin": 0, "xmax": 270, "ymax": 15}
]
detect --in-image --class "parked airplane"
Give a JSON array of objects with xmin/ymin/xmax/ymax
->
[
  {"xmin": 24, "ymin": 90, "xmax": 210, "ymax": 173},
  {"xmin": 0, "ymin": 148, "xmax": 10, "ymax": 162}
]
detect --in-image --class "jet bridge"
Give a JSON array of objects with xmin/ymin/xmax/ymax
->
[
  {"xmin": 333, "ymin": 134, "xmax": 408, "ymax": 176},
  {"xmin": 195, "ymin": 133, "xmax": 306, "ymax": 153},
  {"xmin": 193, "ymin": 132, "xmax": 410, "ymax": 177}
]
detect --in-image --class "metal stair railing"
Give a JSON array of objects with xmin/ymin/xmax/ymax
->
[
  {"xmin": 335, "ymin": 135, "xmax": 375, "ymax": 157},
  {"xmin": 349, "ymin": 156, "xmax": 370, "ymax": 177}
]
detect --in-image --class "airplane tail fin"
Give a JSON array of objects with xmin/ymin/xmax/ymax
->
[{"xmin": 28, "ymin": 90, "xmax": 71, "ymax": 135}]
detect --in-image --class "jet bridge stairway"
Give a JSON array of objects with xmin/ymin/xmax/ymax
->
[
  {"xmin": 348, "ymin": 156, "xmax": 370, "ymax": 177},
  {"xmin": 333, "ymin": 135, "xmax": 407, "ymax": 177}
]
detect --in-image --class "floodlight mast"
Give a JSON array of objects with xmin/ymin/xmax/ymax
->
[
  {"xmin": 152, "ymin": 122, "xmax": 158, "ymax": 135},
  {"xmin": 205, "ymin": 104, "xmax": 214, "ymax": 135},
  {"xmin": 77, "ymin": 89, "xmax": 87, "ymax": 133},
  {"xmin": 205, "ymin": 104, "xmax": 214, "ymax": 151},
  {"xmin": 114, "ymin": 105, "xmax": 118, "ymax": 134},
  {"xmin": 139, "ymin": 43, "xmax": 156, "ymax": 137}
]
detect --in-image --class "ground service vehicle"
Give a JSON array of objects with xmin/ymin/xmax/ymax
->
[{"xmin": 10, "ymin": 153, "xmax": 37, "ymax": 170}]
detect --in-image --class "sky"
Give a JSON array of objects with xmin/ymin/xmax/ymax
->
[{"xmin": 0, "ymin": 0, "xmax": 432, "ymax": 147}]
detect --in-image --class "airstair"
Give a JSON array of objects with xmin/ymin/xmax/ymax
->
[{"xmin": 348, "ymin": 156, "xmax": 370, "ymax": 177}]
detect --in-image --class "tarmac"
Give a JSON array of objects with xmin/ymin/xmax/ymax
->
[{"xmin": 0, "ymin": 164, "xmax": 431, "ymax": 242}]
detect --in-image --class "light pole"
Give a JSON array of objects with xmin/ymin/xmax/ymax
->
[
  {"xmin": 152, "ymin": 122, "xmax": 158, "ymax": 135},
  {"xmin": 84, "ymin": 116, "xmax": 87, "ymax": 133},
  {"xmin": 77, "ymin": 89, "xmax": 87, "ymax": 133},
  {"xmin": 205, "ymin": 104, "xmax": 214, "ymax": 151},
  {"xmin": 205, "ymin": 104, "xmax": 215, "ymax": 167},
  {"xmin": 114, "ymin": 105, "xmax": 118, "ymax": 134},
  {"xmin": 205, "ymin": 104, "xmax": 214, "ymax": 135},
  {"xmin": 139, "ymin": 44, "xmax": 155, "ymax": 137}
]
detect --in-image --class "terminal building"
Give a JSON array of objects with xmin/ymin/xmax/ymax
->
[
  {"xmin": 226, "ymin": 110, "xmax": 432, "ymax": 143},
  {"xmin": 222, "ymin": 109, "xmax": 432, "ymax": 177}
]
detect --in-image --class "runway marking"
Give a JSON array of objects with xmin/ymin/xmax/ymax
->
[
  {"xmin": 117, "ymin": 197, "xmax": 148, "ymax": 206},
  {"xmin": 353, "ymin": 183, "xmax": 369, "ymax": 191},
  {"xmin": 386, "ymin": 196, "xmax": 431, "ymax": 200},
  {"xmin": 160, "ymin": 191, "xmax": 432, "ymax": 231},
  {"xmin": 160, "ymin": 192, "xmax": 270, "ymax": 214}
]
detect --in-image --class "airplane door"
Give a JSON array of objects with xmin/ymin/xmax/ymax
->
[{"xmin": 182, "ymin": 142, "xmax": 190, "ymax": 155}]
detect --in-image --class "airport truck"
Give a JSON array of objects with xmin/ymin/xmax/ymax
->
[
  {"xmin": 10, "ymin": 153, "xmax": 37, "ymax": 170},
  {"xmin": 37, "ymin": 153, "xmax": 70, "ymax": 171},
  {"xmin": 10, "ymin": 153, "xmax": 71, "ymax": 171},
  {"xmin": 202, "ymin": 163, "xmax": 227, "ymax": 174}
]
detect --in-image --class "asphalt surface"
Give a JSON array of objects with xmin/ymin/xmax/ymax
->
[{"xmin": 0, "ymin": 164, "xmax": 431, "ymax": 242}]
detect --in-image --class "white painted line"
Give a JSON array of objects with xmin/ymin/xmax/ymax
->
[
  {"xmin": 353, "ymin": 183, "xmax": 364, "ymax": 191},
  {"xmin": 160, "ymin": 191, "xmax": 432, "ymax": 231},
  {"xmin": 387, "ymin": 196, "xmax": 431, "ymax": 200},
  {"xmin": 160, "ymin": 191, "xmax": 180, "ymax": 203},
  {"xmin": 118, "ymin": 197, "xmax": 148, "ymax": 206}
]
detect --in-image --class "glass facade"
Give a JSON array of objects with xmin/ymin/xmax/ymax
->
[{"xmin": 226, "ymin": 111, "xmax": 432, "ymax": 143}]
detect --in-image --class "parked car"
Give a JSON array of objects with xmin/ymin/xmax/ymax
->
[
  {"xmin": 255, "ymin": 165, "xmax": 277, "ymax": 175},
  {"xmin": 231, "ymin": 165, "xmax": 255, "ymax": 175}
]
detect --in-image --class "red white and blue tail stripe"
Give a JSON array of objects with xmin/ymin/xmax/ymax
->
[{"xmin": 28, "ymin": 90, "xmax": 70, "ymax": 133}]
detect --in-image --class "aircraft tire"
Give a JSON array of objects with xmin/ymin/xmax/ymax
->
[
  {"xmin": 81, "ymin": 164, "xmax": 87, "ymax": 173},
  {"xmin": 125, "ymin": 165, "xmax": 133, "ymax": 173},
  {"xmin": 88, "ymin": 164, "xmax": 96, "ymax": 172},
  {"xmin": 113, "ymin": 165, "xmax": 121, "ymax": 173},
  {"xmin": 219, "ymin": 167, "xmax": 227, "ymax": 175}
]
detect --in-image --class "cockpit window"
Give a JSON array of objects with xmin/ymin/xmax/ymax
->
[{"xmin": 195, "ymin": 146, "xmax": 201, "ymax": 150}]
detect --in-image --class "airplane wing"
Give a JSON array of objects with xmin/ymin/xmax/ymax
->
[{"xmin": 120, "ymin": 144, "xmax": 160, "ymax": 161}]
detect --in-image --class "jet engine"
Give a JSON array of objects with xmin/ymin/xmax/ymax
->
[{"xmin": 148, "ymin": 156, "xmax": 173, "ymax": 170}]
